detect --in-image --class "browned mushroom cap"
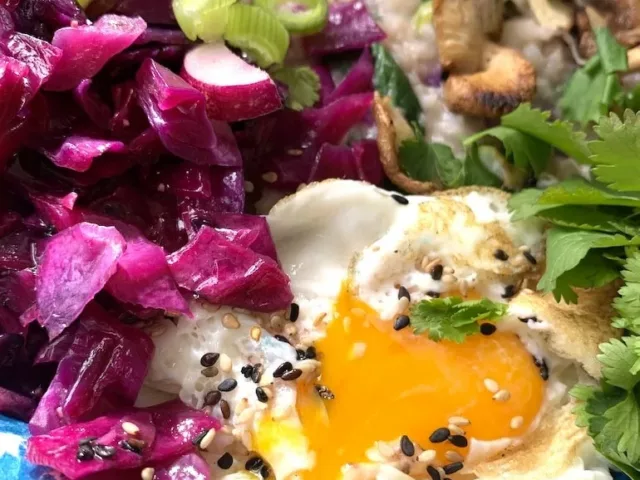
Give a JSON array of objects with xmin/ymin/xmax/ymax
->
[
  {"xmin": 372, "ymin": 93, "xmax": 441, "ymax": 194},
  {"xmin": 577, "ymin": 0, "xmax": 640, "ymax": 57},
  {"xmin": 443, "ymin": 43, "xmax": 536, "ymax": 118}
]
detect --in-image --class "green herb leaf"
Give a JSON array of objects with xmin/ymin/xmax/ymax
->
[
  {"xmin": 409, "ymin": 297, "xmax": 507, "ymax": 343},
  {"xmin": 461, "ymin": 145, "xmax": 503, "ymax": 188},
  {"xmin": 614, "ymin": 252, "xmax": 640, "ymax": 334},
  {"xmin": 591, "ymin": 111, "xmax": 640, "ymax": 192},
  {"xmin": 398, "ymin": 137, "xmax": 463, "ymax": 187},
  {"xmin": 372, "ymin": 43, "xmax": 424, "ymax": 135},
  {"xmin": 538, "ymin": 178, "xmax": 640, "ymax": 209},
  {"xmin": 270, "ymin": 66, "xmax": 320, "ymax": 111},
  {"xmin": 536, "ymin": 206, "xmax": 623, "ymax": 232},
  {"xmin": 508, "ymin": 189, "xmax": 555, "ymax": 220},
  {"xmin": 595, "ymin": 27, "xmax": 629, "ymax": 74},
  {"xmin": 464, "ymin": 125, "xmax": 552, "ymax": 176},
  {"xmin": 501, "ymin": 103, "xmax": 591, "ymax": 163}
]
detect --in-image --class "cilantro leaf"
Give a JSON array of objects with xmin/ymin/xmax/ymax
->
[
  {"xmin": 559, "ymin": 62, "xmax": 610, "ymax": 127},
  {"xmin": 501, "ymin": 103, "xmax": 591, "ymax": 163},
  {"xmin": 461, "ymin": 144, "xmax": 503, "ymax": 188},
  {"xmin": 409, "ymin": 297, "xmax": 507, "ymax": 343},
  {"xmin": 599, "ymin": 338, "xmax": 640, "ymax": 390},
  {"xmin": 595, "ymin": 27, "xmax": 629, "ymax": 74},
  {"xmin": 508, "ymin": 189, "xmax": 556, "ymax": 221},
  {"xmin": 537, "ymin": 206, "xmax": 622, "ymax": 232},
  {"xmin": 614, "ymin": 252, "xmax": 640, "ymax": 334},
  {"xmin": 271, "ymin": 66, "xmax": 320, "ymax": 111},
  {"xmin": 372, "ymin": 44, "xmax": 424, "ymax": 135},
  {"xmin": 398, "ymin": 137, "xmax": 463, "ymax": 187},
  {"xmin": 591, "ymin": 111, "xmax": 640, "ymax": 192},
  {"xmin": 538, "ymin": 227, "xmax": 639, "ymax": 302},
  {"xmin": 538, "ymin": 178, "xmax": 640, "ymax": 209},
  {"xmin": 464, "ymin": 125, "xmax": 552, "ymax": 176}
]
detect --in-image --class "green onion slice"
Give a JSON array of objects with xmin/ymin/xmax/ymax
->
[
  {"xmin": 254, "ymin": 0, "xmax": 328, "ymax": 34},
  {"xmin": 173, "ymin": 0, "xmax": 237, "ymax": 42},
  {"xmin": 223, "ymin": 4, "xmax": 290, "ymax": 68}
]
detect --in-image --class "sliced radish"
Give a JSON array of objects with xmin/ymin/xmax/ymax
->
[{"xmin": 181, "ymin": 43, "xmax": 283, "ymax": 122}]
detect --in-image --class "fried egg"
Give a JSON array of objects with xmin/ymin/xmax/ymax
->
[{"xmin": 142, "ymin": 180, "xmax": 619, "ymax": 480}]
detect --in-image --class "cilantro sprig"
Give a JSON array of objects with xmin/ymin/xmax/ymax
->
[
  {"xmin": 409, "ymin": 297, "xmax": 507, "ymax": 343},
  {"xmin": 270, "ymin": 66, "xmax": 321, "ymax": 111}
]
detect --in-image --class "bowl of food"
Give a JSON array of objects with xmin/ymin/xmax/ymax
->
[{"xmin": 0, "ymin": 0, "xmax": 639, "ymax": 479}]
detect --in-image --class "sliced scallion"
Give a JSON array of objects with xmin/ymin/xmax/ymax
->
[
  {"xmin": 223, "ymin": 3, "xmax": 290, "ymax": 68},
  {"xmin": 254, "ymin": 0, "xmax": 328, "ymax": 34},
  {"xmin": 173, "ymin": 0, "xmax": 237, "ymax": 42}
]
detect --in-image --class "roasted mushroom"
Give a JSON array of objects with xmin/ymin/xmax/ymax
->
[
  {"xmin": 577, "ymin": 0, "xmax": 640, "ymax": 58},
  {"xmin": 433, "ymin": 0, "xmax": 537, "ymax": 118}
]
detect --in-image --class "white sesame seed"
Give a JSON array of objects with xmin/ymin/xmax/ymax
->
[
  {"xmin": 448, "ymin": 416, "xmax": 471, "ymax": 426},
  {"xmin": 122, "ymin": 422, "xmax": 140, "ymax": 436},
  {"xmin": 518, "ymin": 245, "xmax": 530, "ymax": 252},
  {"xmin": 350, "ymin": 307, "xmax": 366, "ymax": 317},
  {"xmin": 443, "ymin": 266, "xmax": 454, "ymax": 274},
  {"xmin": 418, "ymin": 449, "xmax": 437, "ymax": 463},
  {"xmin": 350, "ymin": 342, "xmax": 367, "ymax": 359},
  {"xmin": 510, "ymin": 416, "xmax": 524, "ymax": 429},
  {"xmin": 445, "ymin": 450, "xmax": 464, "ymax": 462},
  {"xmin": 219, "ymin": 353, "xmax": 232, "ymax": 373},
  {"xmin": 244, "ymin": 181, "xmax": 255, "ymax": 193},
  {"xmin": 141, "ymin": 467, "xmax": 155, "ymax": 480},
  {"xmin": 448, "ymin": 424, "xmax": 465, "ymax": 436},
  {"xmin": 250, "ymin": 326, "xmax": 262, "ymax": 342},
  {"xmin": 377, "ymin": 441, "xmax": 395, "ymax": 458},
  {"xmin": 270, "ymin": 314, "xmax": 285, "ymax": 330},
  {"xmin": 493, "ymin": 389, "xmax": 511, "ymax": 402},
  {"xmin": 396, "ymin": 296, "xmax": 410, "ymax": 314},
  {"xmin": 484, "ymin": 378, "xmax": 499, "ymax": 393},
  {"xmin": 222, "ymin": 313, "xmax": 240, "ymax": 329},
  {"xmin": 343, "ymin": 316, "xmax": 352, "ymax": 332},
  {"xmin": 441, "ymin": 274, "xmax": 457, "ymax": 285},
  {"xmin": 262, "ymin": 171, "xmax": 278, "ymax": 183},
  {"xmin": 297, "ymin": 359, "xmax": 320, "ymax": 375},
  {"xmin": 234, "ymin": 398, "xmax": 249, "ymax": 415},
  {"xmin": 199, "ymin": 428, "xmax": 216, "ymax": 450},
  {"xmin": 512, "ymin": 255, "xmax": 528, "ymax": 267}
]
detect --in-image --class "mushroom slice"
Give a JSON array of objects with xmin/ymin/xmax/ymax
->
[
  {"xmin": 443, "ymin": 43, "xmax": 536, "ymax": 118},
  {"xmin": 372, "ymin": 93, "xmax": 440, "ymax": 194},
  {"xmin": 528, "ymin": 0, "xmax": 574, "ymax": 31}
]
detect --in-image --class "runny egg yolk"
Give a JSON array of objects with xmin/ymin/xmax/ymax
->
[{"xmin": 297, "ymin": 285, "xmax": 545, "ymax": 479}]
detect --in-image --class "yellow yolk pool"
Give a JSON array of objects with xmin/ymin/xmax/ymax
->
[{"xmin": 297, "ymin": 285, "xmax": 545, "ymax": 479}]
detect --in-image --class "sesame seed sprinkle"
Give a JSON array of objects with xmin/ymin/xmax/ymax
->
[
  {"xmin": 204, "ymin": 390, "xmax": 222, "ymax": 406},
  {"xmin": 305, "ymin": 346, "xmax": 317, "ymax": 359},
  {"xmin": 246, "ymin": 456, "xmax": 265, "ymax": 471},
  {"xmin": 494, "ymin": 249, "xmax": 509, "ymax": 261},
  {"xmin": 241, "ymin": 364, "xmax": 254, "ymax": 378},
  {"xmin": 393, "ymin": 315, "xmax": 410, "ymax": 331},
  {"xmin": 430, "ymin": 264, "xmax": 444, "ymax": 281},
  {"xmin": 92, "ymin": 445, "xmax": 116, "ymax": 459},
  {"xmin": 418, "ymin": 449, "xmax": 436, "ymax": 463},
  {"xmin": 501, "ymin": 284, "xmax": 517, "ymax": 298},
  {"xmin": 448, "ymin": 435, "xmax": 468, "ymax": 448},
  {"xmin": 273, "ymin": 362, "xmax": 293, "ymax": 378},
  {"xmin": 218, "ymin": 378, "xmax": 238, "ymax": 392},
  {"xmin": 250, "ymin": 326, "xmax": 262, "ymax": 342},
  {"xmin": 122, "ymin": 422, "xmax": 139, "ymax": 436},
  {"xmin": 400, "ymin": 435, "xmax": 415, "ymax": 457},
  {"xmin": 523, "ymin": 250, "xmax": 537, "ymax": 265},
  {"xmin": 219, "ymin": 354, "xmax": 232, "ymax": 373},
  {"xmin": 445, "ymin": 450, "xmax": 463, "ymax": 462},
  {"xmin": 120, "ymin": 439, "xmax": 144, "ymax": 454},
  {"xmin": 448, "ymin": 424, "xmax": 465, "ymax": 436},
  {"xmin": 256, "ymin": 387, "xmax": 269, "ymax": 403},
  {"xmin": 493, "ymin": 389, "xmax": 511, "ymax": 402},
  {"xmin": 274, "ymin": 334, "xmax": 291, "ymax": 345},
  {"xmin": 518, "ymin": 316, "xmax": 537, "ymax": 323},
  {"xmin": 200, "ymin": 352, "xmax": 219, "ymax": 367},
  {"xmin": 281, "ymin": 368, "xmax": 303, "ymax": 381},
  {"xmin": 397, "ymin": 286, "xmax": 411, "ymax": 301},
  {"xmin": 315, "ymin": 384, "xmax": 335, "ymax": 400},
  {"xmin": 76, "ymin": 445, "xmax": 94, "ymax": 461},
  {"xmin": 427, "ymin": 291, "xmax": 441, "ymax": 298},
  {"xmin": 484, "ymin": 378, "xmax": 499, "ymax": 393},
  {"xmin": 260, "ymin": 464, "xmax": 271, "ymax": 478},
  {"xmin": 288, "ymin": 303, "xmax": 300, "ymax": 322},
  {"xmin": 391, "ymin": 193, "xmax": 409, "ymax": 205},
  {"xmin": 262, "ymin": 172, "xmax": 278, "ymax": 183},
  {"xmin": 441, "ymin": 274, "xmax": 456, "ymax": 285},
  {"xmin": 480, "ymin": 323, "xmax": 497, "ymax": 336},
  {"xmin": 427, "ymin": 465, "xmax": 441, "ymax": 480},
  {"xmin": 222, "ymin": 313, "xmax": 240, "ymax": 329},
  {"xmin": 217, "ymin": 452, "xmax": 234, "ymax": 469},
  {"xmin": 220, "ymin": 400, "xmax": 231, "ymax": 419},
  {"xmin": 201, "ymin": 366, "xmax": 219, "ymax": 378},
  {"xmin": 429, "ymin": 427, "xmax": 450, "ymax": 443},
  {"xmin": 510, "ymin": 416, "xmax": 524, "ymax": 429},
  {"xmin": 141, "ymin": 467, "xmax": 155, "ymax": 480},
  {"xmin": 199, "ymin": 428, "xmax": 216, "ymax": 450},
  {"xmin": 251, "ymin": 363, "xmax": 263, "ymax": 383},
  {"xmin": 448, "ymin": 416, "xmax": 470, "ymax": 426},
  {"xmin": 443, "ymin": 462, "xmax": 464, "ymax": 475}
]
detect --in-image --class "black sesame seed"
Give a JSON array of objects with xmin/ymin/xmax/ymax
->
[
  {"xmin": 296, "ymin": 349, "xmax": 306, "ymax": 361},
  {"xmin": 429, "ymin": 427, "xmax": 450, "ymax": 443},
  {"xmin": 92, "ymin": 444, "xmax": 116, "ymax": 459},
  {"xmin": 501, "ymin": 284, "xmax": 517, "ymax": 299},
  {"xmin": 217, "ymin": 452, "xmax": 234, "ymax": 470},
  {"xmin": 281, "ymin": 368, "xmax": 303, "ymax": 381},
  {"xmin": 305, "ymin": 346, "xmax": 317, "ymax": 359},
  {"xmin": 273, "ymin": 362, "xmax": 293, "ymax": 378},
  {"xmin": 315, "ymin": 385, "xmax": 335, "ymax": 400},
  {"xmin": 220, "ymin": 400, "xmax": 231, "ymax": 419},
  {"xmin": 119, "ymin": 439, "xmax": 143, "ymax": 454},
  {"xmin": 245, "ymin": 456, "xmax": 264, "ymax": 471},
  {"xmin": 251, "ymin": 363, "xmax": 263, "ymax": 383},
  {"xmin": 518, "ymin": 316, "xmax": 537, "ymax": 323},
  {"xmin": 493, "ymin": 249, "xmax": 509, "ymax": 261},
  {"xmin": 427, "ymin": 291, "xmax": 441, "ymax": 298},
  {"xmin": 448, "ymin": 435, "xmax": 468, "ymax": 448},
  {"xmin": 400, "ymin": 435, "xmax": 415, "ymax": 456},
  {"xmin": 288, "ymin": 303, "xmax": 300, "ymax": 322},
  {"xmin": 200, "ymin": 352, "xmax": 219, "ymax": 367},
  {"xmin": 274, "ymin": 334, "xmax": 291, "ymax": 344},
  {"xmin": 256, "ymin": 387, "xmax": 269, "ymax": 403},
  {"xmin": 430, "ymin": 264, "xmax": 444, "ymax": 281},
  {"xmin": 398, "ymin": 286, "xmax": 411, "ymax": 301},
  {"xmin": 260, "ymin": 465, "xmax": 271, "ymax": 478},
  {"xmin": 480, "ymin": 323, "xmax": 497, "ymax": 336},
  {"xmin": 241, "ymin": 364, "xmax": 254, "ymax": 378},
  {"xmin": 391, "ymin": 193, "xmax": 409, "ymax": 205},
  {"xmin": 204, "ymin": 390, "xmax": 222, "ymax": 406},
  {"xmin": 426, "ymin": 465, "xmax": 441, "ymax": 480},
  {"xmin": 523, "ymin": 250, "xmax": 537, "ymax": 265},
  {"xmin": 201, "ymin": 366, "xmax": 219, "ymax": 378},
  {"xmin": 78, "ymin": 437, "xmax": 97, "ymax": 446},
  {"xmin": 393, "ymin": 315, "xmax": 410, "ymax": 331},
  {"xmin": 192, "ymin": 430, "xmax": 208, "ymax": 446},
  {"xmin": 76, "ymin": 445, "xmax": 95, "ymax": 461},
  {"xmin": 533, "ymin": 356, "xmax": 549, "ymax": 381},
  {"xmin": 443, "ymin": 462, "xmax": 464, "ymax": 475},
  {"xmin": 218, "ymin": 378, "xmax": 238, "ymax": 392}
]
